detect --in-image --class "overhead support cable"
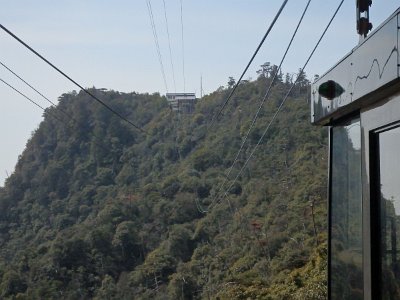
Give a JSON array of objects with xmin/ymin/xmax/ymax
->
[
  {"xmin": 162, "ymin": 0, "xmax": 177, "ymax": 93},
  {"xmin": 215, "ymin": 0, "xmax": 345, "ymax": 208},
  {"xmin": 0, "ymin": 61, "xmax": 102, "ymax": 140},
  {"xmin": 1, "ymin": 78, "xmax": 48, "ymax": 113},
  {"xmin": 211, "ymin": 0, "xmax": 312, "ymax": 208},
  {"xmin": 1, "ymin": 59, "xmax": 76, "ymax": 129},
  {"xmin": 146, "ymin": 0, "xmax": 169, "ymax": 93},
  {"xmin": 0, "ymin": 61, "xmax": 66, "ymax": 116},
  {"xmin": 207, "ymin": 0, "xmax": 289, "ymax": 130},
  {"xmin": 0, "ymin": 76, "xmax": 116, "ymax": 154},
  {"xmin": 180, "ymin": 0, "xmax": 186, "ymax": 93},
  {"xmin": 0, "ymin": 24, "xmax": 147, "ymax": 134}
]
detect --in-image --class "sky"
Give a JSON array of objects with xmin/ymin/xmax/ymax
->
[{"xmin": 0, "ymin": 0, "xmax": 399, "ymax": 186}]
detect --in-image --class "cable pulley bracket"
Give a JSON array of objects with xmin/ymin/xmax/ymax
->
[{"xmin": 356, "ymin": 0, "xmax": 372, "ymax": 37}]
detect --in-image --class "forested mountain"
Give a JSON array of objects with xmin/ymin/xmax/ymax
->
[{"xmin": 0, "ymin": 69, "xmax": 328, "ymax": 299}]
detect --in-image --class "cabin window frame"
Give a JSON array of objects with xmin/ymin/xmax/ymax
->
[
  {"xmin": 358, "ymin": 92, "xmax": 400, "ymax": 300},
  {"xmin": 370, "ymin": 121, "xmax": 400, "ymax": 299},
  {"xmin": 328, "ymin": 115, "xmax": 364, "ymax": 299}
]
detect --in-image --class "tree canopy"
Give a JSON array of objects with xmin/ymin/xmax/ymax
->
[{"xmin": 0, "ymin": 70, "xmax": 328, "ymax": 299}]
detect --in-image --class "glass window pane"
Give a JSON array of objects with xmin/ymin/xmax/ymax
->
[
  {"xmin": 330, "ymin": 119, "xmax": 363, "ymax": 299},
  {"xmin": 379, "ymin": 126, "xmax": 400, "ymax": 299}
]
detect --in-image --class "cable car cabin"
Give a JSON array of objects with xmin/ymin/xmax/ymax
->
[{"xmin": 311, "ymin": 7, "xmax": 400, "ymax": 300}]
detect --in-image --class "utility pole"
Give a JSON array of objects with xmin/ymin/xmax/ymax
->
[{"xmin": 356, "ymin": 0, "xmax": 372, "ymax": 41}]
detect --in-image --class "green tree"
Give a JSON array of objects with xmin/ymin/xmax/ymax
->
[{"xmin": 227, "ymin": 76, "xmax": 236, "ymax": 88}]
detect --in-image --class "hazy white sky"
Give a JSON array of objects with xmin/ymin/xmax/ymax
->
[{"xmin": 1, "ymin": 1, "xmax": 399, "ymax": 185}]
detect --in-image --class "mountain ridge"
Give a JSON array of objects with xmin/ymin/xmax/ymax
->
[{"xmin": 0, "ymin": 71, "xmax": 328, "ymax": 299}]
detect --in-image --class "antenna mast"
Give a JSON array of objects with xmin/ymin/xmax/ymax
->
[{"xmin": 200, "ymin": 75, "xmax": 203, "ymax": 99}]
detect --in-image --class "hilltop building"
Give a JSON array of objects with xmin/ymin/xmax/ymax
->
[{"xmin": 166, "ymin": 93, "xmax": 196, "ymax": 114}]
